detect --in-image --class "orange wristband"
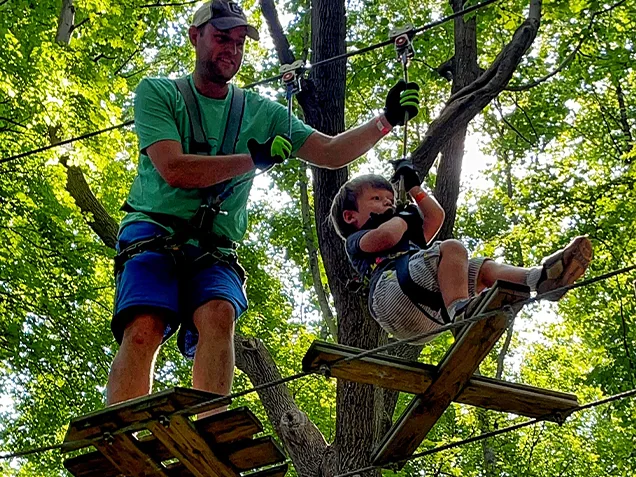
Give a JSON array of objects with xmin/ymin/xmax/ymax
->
[{"xmin": 414, "ymin": 191, "xmax": 428, "ymax": 203}]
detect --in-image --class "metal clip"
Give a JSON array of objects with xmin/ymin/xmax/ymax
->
[{"xmin": 389, "ymin": 24, "xmax": 415, "ymax": 61}]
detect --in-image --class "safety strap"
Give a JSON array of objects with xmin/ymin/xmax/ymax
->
[
  {"xmin": 394, "ymin": 253, "xmax": 451, "ymax": 326},
  {"xmin": 174, "ymin": 77, "xmax": 210, "ymax": 155}
]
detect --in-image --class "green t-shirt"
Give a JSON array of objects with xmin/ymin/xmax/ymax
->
[{"xmin": 121, "ymin": 75, "xmax": 315, "ymax": 243}]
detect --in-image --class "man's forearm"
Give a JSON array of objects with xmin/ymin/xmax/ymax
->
[
  {"xmin": 298, "ymin": 115, "xmax": 393, "ymax": 169},
  {"xmin": 164, "ymin": 153, "xmax": 255, "ymax": 189},
  {"xmin": 146, "ymin": 139, "xmax": 255, "ymax": 189}
]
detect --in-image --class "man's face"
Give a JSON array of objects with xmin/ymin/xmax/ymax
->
[
  {"xmin": 344, "ymin": 186, "xmax": 395, "ymax": 230},
  {"xmin": 192, "ymin": 24, "xmax": 247, "ymax": 83}
]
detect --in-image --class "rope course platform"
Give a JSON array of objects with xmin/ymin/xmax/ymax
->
[
  {"xmin": 62, "ymin": 388, "xmax": 287, "ymax": 477},
  {"xmin": 304, "ymin": 281, "xmax": 580, "ymax": 469}
]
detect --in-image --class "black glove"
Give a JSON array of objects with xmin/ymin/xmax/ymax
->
[
  {"xmin": 383, "ymin": 80, "xmax": 421, "ymax": 127},
  {"xmin": 390, "ymin": 160, "xmax": 421, "ymax": 191},
  {"xmin": 248, "ymin": 135, "xmax": 292, "ymax": 170},
  {"xmin": 396, "ymin": 203, "xmax": 426, "ymax": 245},
  {"xmin": 362, "ymin": 208, "xmax": 395, "ymax": 230}
]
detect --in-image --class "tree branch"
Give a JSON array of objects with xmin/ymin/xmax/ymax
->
[
  {"xmin": 234, "ymin": 335, "xmax": 329, "ymax": 477},
  {"xmin": 299, "ymin": 163, "xmax": 338, "ymax": 341},
  {"xmin": 55, "ymin": 0, "xmax": 75, "ymax": 45},
  {"xmin": 411, "ymin": 0, "xmax": 543, "ymax": 177},
  {"xmin": 260, "ymin": 0, "xmax": 296, "ymax": 65}
]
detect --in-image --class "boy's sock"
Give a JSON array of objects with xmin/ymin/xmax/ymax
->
[{"xmin": 525, "ymin": 267, "xmax": 542, "ymax": 292}]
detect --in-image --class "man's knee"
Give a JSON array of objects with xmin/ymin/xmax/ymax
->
[
  {"xmin": 193, "ymin": 300, "xmax": 235, "ymax": 338},
  {"xmin": 121, "ymin": 312, "xmax": 166, "ymax": 351},
  {"xmin": 440, "ymin": 239, "xmax": 468, "ymax": 260}
]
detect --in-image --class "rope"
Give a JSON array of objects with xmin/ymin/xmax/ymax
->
[
  {"xmin": 0, "ymin": 0, "xmax": 502, "ymax": 166},
  {"xmin": 1, "ymin": 263, "xmax": 634, "ymax": 461},
  {"xmin": 334, "ymin": 387, "xmax": 636, "ymax": 477}
]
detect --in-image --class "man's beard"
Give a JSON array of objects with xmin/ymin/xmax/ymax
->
[{"xmin": 197, "ymin": 59, "xmax": 234, "ymax": 84}]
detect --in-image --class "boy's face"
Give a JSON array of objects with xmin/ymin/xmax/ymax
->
[{"xmin": 343, "ymin": 186, "xmax": 395, "ymax": 230}]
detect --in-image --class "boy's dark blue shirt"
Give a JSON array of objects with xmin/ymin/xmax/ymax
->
[{"xmin": 346, "ymin": 229, "xmax": 418, "ymax": 279}]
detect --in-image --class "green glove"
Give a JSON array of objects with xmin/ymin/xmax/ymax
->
[
  {"xmin": 384, "ymin": 80, "xmax": 420, "ymax": 127},
  {"xmin": 248, "ymin": 135, "xmax": 292, "ymax": 170}
]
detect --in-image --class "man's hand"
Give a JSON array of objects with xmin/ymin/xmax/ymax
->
[
  {"xmin": 390, "ymin": 160, "xmax": 421, "ymax": 191},
  {"xmin": 248, "ymin": 135, "xmax": 292, "ymax": 170},
  {"xmin": 384, "ymin": 80, "xmax": 420, "ymax": 127},
  {"xmin": 396, "ymin": 203, "xmax": 426, "ymax": 245}
]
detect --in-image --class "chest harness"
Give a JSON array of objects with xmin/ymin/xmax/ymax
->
[{"xmin": 114, "ymin": 78, "xmax": 246, "ymax": 277}]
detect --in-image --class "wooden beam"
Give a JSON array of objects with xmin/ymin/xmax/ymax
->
[
  {"xmin": 93, "ymin": 433, "xmax": 167, "ymax": 477},
  {"xmin": 147, "ymin": 415, "xmax": 238, "ymax": 477},
  {"xmin": 302, "ymin": 342, "xmax": 578, "ymax": 420},
  {"xmin": 372, "ymin": 281, "xmax": 530, "ymax": 467}
]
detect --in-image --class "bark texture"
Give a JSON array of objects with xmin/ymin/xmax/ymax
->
[
  {"xmin": 55, "ymin": 0, "xmax": 75, "ymax": 45},
  {"xmin": 233, "ymin": 336, "xmax": 328, "ymax": 477}
]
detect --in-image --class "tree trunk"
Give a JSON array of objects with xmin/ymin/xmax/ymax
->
[{"xmin": 434, "ymin": 0, "xmax": 482, "ymax": 239}]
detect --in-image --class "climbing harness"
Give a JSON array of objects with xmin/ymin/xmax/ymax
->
[
  {"xmin": 116, "ymin": 77, "xmax": 246, "ymax": 276},
  {"xmin": 280, "ymin": 60, "xmax": 305, "ymax": 138}
]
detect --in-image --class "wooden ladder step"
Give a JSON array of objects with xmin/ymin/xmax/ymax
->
[
  {"xmin": 371, "ymin": 281, "xmax": 529, "ymax": 467},
  {"xmin": 302, "ymin": 341, "xmax": 578, "ymax": 419}
]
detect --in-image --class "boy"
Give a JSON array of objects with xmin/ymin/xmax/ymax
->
[{"xmin": 330, "ymin": 167, "xmax": 593, "ymax": 343}]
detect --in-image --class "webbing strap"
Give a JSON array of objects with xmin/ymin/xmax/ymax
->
[
  {"xmin": 174, "ymin": 77, "xmax": 210, "ymax": 155},
  {"xmin": 219, "ymin": 86, "xmax": 245, "ymax": 156},
  {"xmin": 394, "ymin": 253, "xmax": 450, "ymax": 326}
]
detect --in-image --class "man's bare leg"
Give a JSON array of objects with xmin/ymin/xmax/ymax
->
[
  {"xmin": 192, "ymin": 299, "xmax": 235, "ymax": 417},
  {"xmin": 107, "ymin": 312, "xmax": 166, "ymax": 405},
  {"xmin": 437, "ymin": 239, "xmax": 470, "ymax": 307}
]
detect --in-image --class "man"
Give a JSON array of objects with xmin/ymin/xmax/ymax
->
[{"xmin": 108, "ymin": 0, "xmax": 420, "ymax": 405}]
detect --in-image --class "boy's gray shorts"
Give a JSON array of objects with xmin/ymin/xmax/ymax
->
[{"xmin": 370, "ymin": 242, "xmax": 487, "ymax": 344}]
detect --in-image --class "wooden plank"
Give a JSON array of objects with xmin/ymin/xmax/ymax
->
[
  {"xmin": 372, "ymin": 281, "xmax": 530, "ymax": 467},
  {"xmin": 147, "ymin": 415, "xmax": 238, "ymax": 477},
  {"xmin": 64, "ymin": 388, "xmax": 230, "ymax": 453},
  {"xmin": 64, "ymin": 407, "xmax": 264, "ymax": 477},
  {"xmin": 196, "ymin": 407, "xmax": 263, "ymax": 443},
  {"xmin": 302, "ymin": 341, "xmax": 578, "ymax": 419},
  {"xmin": 93, "ymin": 433, "xmax": 168, "ymax": 477},
  {"xmin": 225, "ymin": 437, "xmax": 286, "ymax": 471}
]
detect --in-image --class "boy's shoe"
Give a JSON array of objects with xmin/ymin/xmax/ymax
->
[
  {"xmin": 451, "ymin": 292, "xmax": 487, "ymax": 324},
  {"xmin": 536, "ymin": 236, "xmax": 593, "ymax": 301}
]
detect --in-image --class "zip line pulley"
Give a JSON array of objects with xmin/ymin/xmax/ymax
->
[
  {"xmin": 280, "ymin": 60, "xmax": 305, "ymax": 138},
  {"xmin": 389, "ymin": 24, "xmax": 416, "ymax": 205}
]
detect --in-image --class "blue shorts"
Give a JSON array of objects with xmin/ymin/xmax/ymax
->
[{"xmin": 113, "ymin": 221, "xmax": 248, "ymax": 358}]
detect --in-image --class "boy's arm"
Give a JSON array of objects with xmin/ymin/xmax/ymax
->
[
  {"xmin": 359, "ymin": 217, "xmax": 408, "ymax": 253},
  {"xmin": 409, "ymin": 185, "xmax": 445, "ymax": 243}
]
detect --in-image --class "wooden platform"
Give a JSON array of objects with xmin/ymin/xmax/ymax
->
[
  {"xmin": 62, "ymin": 388, "xmax": 288, "ymax": 477},
  {"xmin": 304, "ymin": 281, "xmax": 578, "ymax": 468}
]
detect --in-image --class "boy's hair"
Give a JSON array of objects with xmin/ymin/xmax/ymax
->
[{"xmin": 330, "ymin": 174, "xmax": 394, "ymax": 239}]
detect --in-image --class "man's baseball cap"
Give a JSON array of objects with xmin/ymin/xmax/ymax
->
[{"xmin": 191, "ymin": 1, "xmax": 259, "ymax": 41}]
